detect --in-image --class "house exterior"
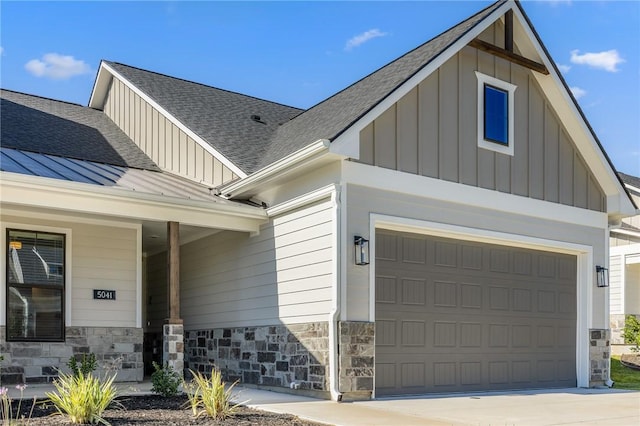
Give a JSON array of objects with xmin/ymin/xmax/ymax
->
[
  {"xmin": 609, "ymin": 173, "xmax": 640, "ymax": 345},
  {"xmin": 0, "ymin": 0, "xmax": 635, "ymax": 399}
]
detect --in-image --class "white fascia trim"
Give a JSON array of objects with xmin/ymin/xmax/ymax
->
[
  {"xmin": 610, "ymin": 243, "xmax": 640, "ymax": 257},
  {"xmin": 1, "ymin": 222, "xmax": 73, "ymax": 328},
  {"xmin": 510, "ymin": 7, "xmax": 633, "ymax": 215},
  {"xmin": 367, "ymin": 213, "xmax": 594, "ymax": 389},
  {"xmin": 625, "ymin": 183, "xmax": 640, "ymax": 195},
  {"xmin": 88, "ymin": 62, "xmax": 110, "ymax": 109},
  {"xmin": 1, "ymin": 173, "xmax": 266, "ymax": 231},
  {"xmin": 475, "ymin": 71, "xmax": 516, "ymax": 156},
  {"xmin": 266, "ymin": 184, "xmax": 337, "ymax": 217},
  {"xmin": 329, "ymin": 2, "xmax": 512, "ymax": 159},
  {"xmin": 220, "ymin": 139, "xmax": 331, "ymax": 198},
  {"xmin": 98, "ymin": 62, "xmax": 247, "ymax": 178},
  {"xmin": 343, "ymin": 161, "xmax": 607, "ymax": 229}
]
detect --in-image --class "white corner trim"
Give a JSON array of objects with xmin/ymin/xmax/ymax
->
[
  {"xmin": 475, "ymin": 71, "xmax": 516, "ymax": 156},
  {"xmin": 266, "ymin": 184, "xmax": 337, "ymax": 217},
  {"xmin": 221, "ymin": 139, "xmax": 331, "ymax": 198},
  {"xmin": 136, "ymin": 223, "xmax": 143, "ymax": 329},
  {"xmin": 99, "ymin": 63, "xmax": 247, "ymax": 179},
  {"xmin": 1, "ymin": 222, "xmax": 73, "ymax": 328},
  {"xmin": 330, "ymin": 2, "xmax": 513, "ymax": 159},
  {"xmin": 343, "ymin": 161, "xmax": 607, "ymax": 229},
  {"xmin": 367, "ymin": 213, "xmax": 594, "ymax": 389}
]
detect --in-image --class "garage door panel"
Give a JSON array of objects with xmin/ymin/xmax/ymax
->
[{"xmin": 375, "ymin": 230, "xmax": 577, "ymax": 395}]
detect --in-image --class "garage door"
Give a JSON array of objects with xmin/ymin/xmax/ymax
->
[{"xmin": 375, "ymin": 230, "xmax": 576, "ymax": 396}]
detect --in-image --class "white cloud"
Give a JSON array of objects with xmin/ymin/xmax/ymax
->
[
  {"xmin": 345, "ymin": 29, "xmax": 388, "ymax": 51},
  {"xmin": 570, "ymin": 49, "xmax": 625, "ymax": 72},
  {"xmin": 557, "ymin": 64, "xmax": 571, "ymax": 73},
  {"xmin": 25, "ymin": 53, "xmax": 91, "ymax": 80},
  {"xmin": 570, "ymin": 86, "xmax": 587, "ymax": 99}
]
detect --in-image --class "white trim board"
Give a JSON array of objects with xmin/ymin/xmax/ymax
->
[
  {"xmin": 367, "ymin": 213, "xmax": 594, "ymax": 390},
  {"xmin": 343, "ymin": 161, "xmax": 607, "ymax": 229}
]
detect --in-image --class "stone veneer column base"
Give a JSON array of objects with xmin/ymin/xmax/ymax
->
[
  {"xmin": 185, "ymin": 322, "xmax": 329, "ymax": 394},
  {"xmin": 338, "ymin": 321, "xmax": 374, "ymax": 400},
  {"xmin": 0, "ymin": 326, "xmax": 143, "ymax": 384},
  {"xmin": 589, "ymin": 328, "xmax": 611, "ymax": 387},
  {"xmin": 163, "ymin": 321, "xmax": 184, "ymax": 377}
]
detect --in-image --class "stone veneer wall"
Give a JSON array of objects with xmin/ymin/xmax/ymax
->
[
  {"xmin": 0, "ymin": 326, "xmax": 143, "ymax": 384},
  {"xmin": 589, "ymin": 328, "xmax": 611, "ymax": 387},
  {"xmin": 163, "ymin": 322, "xmax": 184, "ymax": 375},
  {"xmin": 338, "ymin": 321, "xmax": 374, "ymax": 399},
  {"xmin": 610, "ymin": 314, "xmax": 626, "ymax": 345},
  {"xmin": 185, "ymin": 322, "xmax": 329, "ymax": 392}
]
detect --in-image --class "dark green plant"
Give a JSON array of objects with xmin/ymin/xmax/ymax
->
[
  {"xmin": 622, "ymin": 315, "xmax": 640, "ymax": 352},
  {"xmin": 150, "ymin": 362, "xmax": 181, "ymax": 397},
  {"xmin": 67, "ymin": 353, "xmax": 98, "ymax": 378}
]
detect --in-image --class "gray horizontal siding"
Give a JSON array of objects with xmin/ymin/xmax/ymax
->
[{"xmin": 179, "ymin": 200, "xmax": 334, "ymax": 329}]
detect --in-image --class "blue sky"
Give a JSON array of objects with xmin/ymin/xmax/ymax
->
[{"xmin": 1, "ymin": 1, "xmax": 639, "ymax": 175}]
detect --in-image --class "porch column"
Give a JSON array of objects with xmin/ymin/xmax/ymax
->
[{"xmin": 163, "ymin": 221, "xmax": 184, "ymax": 376}]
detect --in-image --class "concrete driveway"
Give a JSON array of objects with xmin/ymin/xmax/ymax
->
[{"xmin": 238, "ymin": 387, "xmax": 640, "ymax": 426}]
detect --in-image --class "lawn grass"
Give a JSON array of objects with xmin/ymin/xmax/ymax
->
[{"xmin": 611, "ymin": 355, "xmax": 640, "ymax": 390}]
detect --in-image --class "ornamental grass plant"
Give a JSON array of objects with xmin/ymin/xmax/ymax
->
[
  {"xmin": 183, "ymin": 368, "xmax": 243, "ymax": 420},
  {"xmin": 46, "ymin": 371, "xmax": 122, "ymax": 425}
]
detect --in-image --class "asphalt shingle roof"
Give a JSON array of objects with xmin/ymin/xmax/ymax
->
[
  {"xmin": 0, "ymin": 89, "xmax": 159, "ymax": 171},
  {"xmin": 619, "ymin": 172, "xmax": 640, "ymax": 192},
  {"xmin": 101, "ymin": 1, "xmax": 505, "ymax": 174},
  {"xmin": 258, "ymin": 0, "xmax": 507, "ymax": 170},
  {"xmin": 104, "ymin": 61, "xmax": 304, "ymax": 174}
]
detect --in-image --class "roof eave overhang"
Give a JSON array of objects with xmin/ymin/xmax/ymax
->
[
  {"xmin": 0, "ymin": 172, "xmax": 266, "ymax": 233},
  {"xmin": 329, "ymin": 0, "xmax": 635, "ymax": 219},
  {"xmin": 510, "ymin": 3, "xmax": 636, "ymax": 219},
  {"xmin": 220, "ymin": 139, "xmax": 343, "ymax": 199},
  {"xmin": 88, "ymin": 60, "xmax": 112, "ymax": 109}
]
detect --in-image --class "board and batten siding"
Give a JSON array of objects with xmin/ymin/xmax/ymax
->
[
  {"xmin": 103, "ymin": 77, "xmax": 238, "ymax": 187},
  {"xmin": 1, "ymin": 215, "xmax": 138, "ymax": 328},
  {"xmin": 359, "ymin": 22, "xmax": 605, "ymax": 212},
  {"xmin": 178, "ymin": 200, "xmax": 334, "ymax": 329}
]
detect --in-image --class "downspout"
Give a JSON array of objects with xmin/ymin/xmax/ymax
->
[{"xmin": 328, "ymin": 186, "xmax": 343, "ymax": 401}]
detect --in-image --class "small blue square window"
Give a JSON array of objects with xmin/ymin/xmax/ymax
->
[{"xmin": 484, "ymin": 84, "xmax": 508, "ymax": 145}]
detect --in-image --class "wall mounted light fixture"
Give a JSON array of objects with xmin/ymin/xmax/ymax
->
[
  {"xmin": 354, "ymin": 236, "xmax": 370, "ymax": 265},
  {"xmin": 596, "ymin": 265, "xmax": 609, "ymax": 288}
]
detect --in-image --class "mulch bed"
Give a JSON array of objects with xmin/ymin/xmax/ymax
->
[
  {"xmin": 10, "ymin": 394, "xmax": 327, "ymax": 425},
  {"xmin": 620, "ymin": 353, "xmax": 640, "ymax": 371}
]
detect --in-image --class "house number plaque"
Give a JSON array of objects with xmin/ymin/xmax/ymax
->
[{"xmin": 93, "ymin": 289, "xmax": 116, "ymax": 300}]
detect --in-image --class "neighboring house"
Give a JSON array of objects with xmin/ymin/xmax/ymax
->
[
  {"xmin": 610, "ymin": 172, "xmax": 640, "ymax": 345},
  {"xmin": 0, "ymin": 0, "xmax": 636, "ymax": 399}
]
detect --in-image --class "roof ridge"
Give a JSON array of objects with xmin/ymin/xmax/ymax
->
[
  {"xmin": 103, "ymin": 60, "xmax": 305, "ymax": 112},
  {"xmin": 281, "ymin": 0, "xmax": 507, "ymax": 133},
  {"xmin": 0, "ymin": 88, "xmax": 86, "ymax": 108}
]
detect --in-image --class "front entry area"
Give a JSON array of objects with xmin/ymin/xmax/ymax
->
[{"xmin": 374, "ymin": 230, "xmax": 577, "ymax": 396}]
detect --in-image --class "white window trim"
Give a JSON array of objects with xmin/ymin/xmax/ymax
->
[
  {"xmin": 476, "ymin": 71, "xmax": 516, "ymax": 156},
  {"xmin": 1, "ymin": 222, "xmax": 72, "ymax": 329}
]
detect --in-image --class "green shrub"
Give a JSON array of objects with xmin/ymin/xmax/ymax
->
[
  {"xmin": 184, "ymin": 368, "xmax": 242, "ymax": 420},
  {"xmin": 46, "ymin": 371, "xmax": 121, "ymax": 425},
  {"xmin": 623, "ymin": 315, "xmax": 640, "ymax": 352},
  {"xmin": 67, "ymin": 353, "xmax": 98, "ymax": 377},
  {"xmin": 150, "ymin": 362, "xmax": 181, "ymax": 397}
]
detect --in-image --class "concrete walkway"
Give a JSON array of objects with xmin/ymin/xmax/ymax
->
[{"xmin": 6, "ymin": 382, "xmax": 640, "ymax": 426}]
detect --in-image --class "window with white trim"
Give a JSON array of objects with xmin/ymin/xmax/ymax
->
[
  {"xmin": 475, "ymin": 71, "xmax": 517, "ymax": 156},
  {"xmin": 6, "ymin": 229, "xmax": 65, "ymax": 341}
]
